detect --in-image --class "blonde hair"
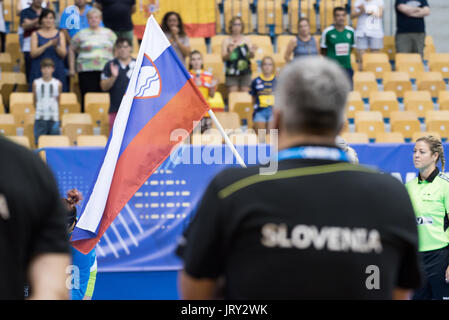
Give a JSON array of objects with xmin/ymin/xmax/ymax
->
[
  {"xmin": 86, "ymin": 7, "xmax": 102, "ymax": 19},
  {"xmin": 416, "ymin": 135, "xmax": 445, "ymax": 171}
]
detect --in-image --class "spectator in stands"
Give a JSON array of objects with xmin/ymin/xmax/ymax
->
[
  {"xmin": 69, "ymin": 7, "xmax": 116, "ymax": 112},
  {"xmin": 30, "ymin": 9, "xmax": 67, "ymax": 92},
  {"xmin": 93, "ymin": 0, "xmax": 136, "ymax": 46},
  {"xmin": 395, "ymin": 0, "xmax": 430, "ymax": 58},
  {"xmin": 250, "ymin": 56, "xmax": 276, "ymax": 140},
  {"xmin": 222, "ymin": 16, "xmax": 257, "ymax": 94},
  {"xmin": 352, "ymin": 0, "xmax": 385, "ymax": 71},
  {"xmin": 100, "ymin": 37, "xmax": 136, "ymax": 131},
  {"xmin": 284, "ymin": 18, "xmax": 319, "ymax": 62},
  {"xmin": 188, "ymin": 50, "xmax": 219, "ymax": 132},
  {"xmin": 59, "ymin": 0, "xmax": 102, "ymax": 40},
  {"xmin": 20, "ymin": 0, "xmax": 43, "ymax": 82},
  {"xmin": 0, "ymin": 1, "xmax": 5, "ymax": 53},
  {"xmin": 176, "ymin": 56, "xmax": 422, "ymax": 299},
  {"xmin": 161, "ymin": 12, "xmax": 191, "ymax": 66},
  {"xmin": 321, "ymin": 7, "xmax": 356, "ymax": 85},
  {"xmin": 17, "ymin": 0, "xmax": 49, "ymax": 13},
  {"xmin": 32, "ymin": 58, "xmax": 62, "ymax": 146},
  {"xmin": 0, "ymin": 135, "xmax": 70, "ymax": 300}
]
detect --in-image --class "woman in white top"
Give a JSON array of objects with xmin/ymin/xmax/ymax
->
[{"xmin": 351, "ymin": 0, "xmax": 384, "ymax": 71}]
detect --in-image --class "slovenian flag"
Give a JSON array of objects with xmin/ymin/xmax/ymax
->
[{"xmin": 71, "ymin": 16, "xmax": 210, "ymax": 254}]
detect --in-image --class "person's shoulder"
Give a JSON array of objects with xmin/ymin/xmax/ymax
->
[
  {"xmin": 322, "ymin": 25, "xmax": 336, "ymax": 35},
  {"xmin": 345, "ymin": 25, "xmax": 355, "ymax": 33},
  {"xmin": 437, "ymin": 172, "xmax": 449, "ymax": 185},
  {"xmin": 208, "ymin": 165, "xmax": 264, "ymax": 198}
]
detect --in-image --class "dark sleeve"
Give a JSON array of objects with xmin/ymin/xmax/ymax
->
[
  {"xmin": 102, "ymin": 61, "xmax": 111, "ymax": 78},
  {"xmin": 176, "ymin": 179, "xmax": 225, "ymax": 279},
  {"xmin": 249, "ymin": 78, "xmax": 257, "ymax": 97},
  {"xmin": 421, "ymin": 0, "xmax": 429, "ymax": 7},
  {"xmin": 20, "ymin": 9, "xmax": 30, "ymax": 25},
  {"xmin": 30, "ymin": 158, "xmax": 70, "ymax": 256}
]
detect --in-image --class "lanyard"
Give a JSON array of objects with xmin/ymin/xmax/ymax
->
[{"xmin": 276, "ymin": 146, "xmax": 349, "ymax": 162}]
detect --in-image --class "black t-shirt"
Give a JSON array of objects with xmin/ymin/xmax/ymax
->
[
  {"xmin": 101, "ymin": 58, "xmax": 136, "ymax": 113},
  {"xmin": 396, "ymin": 0, "xmax": 429, "ymax": 34},
  {"xmin": 96, "ymin": 0, "xmax": 136, "ymax": 32},
  {"xmin": 0, "ymin": 137, "xmax": 69, "ymax": 300},
  {"xmin": 177, "ymin": 149, "xmax": 423, "ymax": 299}
]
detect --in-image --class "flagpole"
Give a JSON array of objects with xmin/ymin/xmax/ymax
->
[{"xmin": 208, "ymin": 109, "xmax": 247, "ymax": 168}]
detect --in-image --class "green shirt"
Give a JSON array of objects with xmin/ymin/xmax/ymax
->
[
  {"xmin": 320, "ymin": 25, "xmax": 355, "ymax": 70},
  {"xmin": 406, "ymin": 168, "xmax": 449, "ymax": 252}
]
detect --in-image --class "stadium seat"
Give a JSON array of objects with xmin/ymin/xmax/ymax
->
[
  {"xmin": 0, "ymin": 114, "xmax": 17, "ymax": 136},
  {"xmin": 230, "ymin": 132, "xmax": 258, "ymax": 145},
  {"xmin": 9, "ymin": 92, "xmax": 34, "ymax": 125},
  {"xmin": 0, "ymin": 72, "xmax": 28, "ymax": 108},
  {"xmin": 272, "ymin": 53, "xmax": 286, "ymax": 75},
  {"xmin": 257, "ymin": 0, "xmax": 284, "ymax": 35},
  {"xmin": 390, "ymin": 111, "xmax": 420, "ymax": 140},
  {"xmin": 60, "ymin": 92, "xmax": 81, "ymax": 115},
  {"xmin": 416, "ymin": 72, "xmax": 446, "ymax": 98},
  {"xmin": 424, "ymin": 35, "xmax": 436, "ymax": 62},
  {"xmin": 382, "ymin": 36, "xmax": 395, "ymax": 61},
  {"xmin": 341, "ymin": 132, "xmax": 369, "ymax": 144},
  {"xmin": 7, "ymin": 135, "xmax": 31, "ymax": 148},
  {"xmin": 248, "ymin": 35, "xmax": 274, "ymax": 62},
  {"xmin": 228, "ymin": 91, "xmax": 252, "ymax": 112},
  {"xmin": 429, "ymin": 53, "xmax": 449, "ymax": 79},
  {"xmin": 362, "ymin": 53, "xmax": 391, "ymax": 79},
  {"xmin": 76, "ymin": 135, "xmax": 108, "ymax": 147},
  {"xmin": 190, "ymin": 37, "xmax": 208, "ymax": 56},
  {"xmin": 223, "ymin": 0, "xmax": 253, "ymax": 34},
  {"xmin": 211, "ymin": 111, "xmax": 241, "ymax": 133},
  {"xmin": 395, "ymin": 53, "xmax": 424, "ymax": 79},
  {"xmin": 412, "ymin": 131, "xmax": 441, "ymax": 142},
  {"xmin": 382, "ymin": 72, "xmax": 412, "ymax": 99},
  {"xmin": 438, "ymin": 91, "xmax": 449, "ymax": 111},
  {"xmin": 276, "ymin": 35, "xmax": 295, "ymax": 58},
  {"xmin": 0, "ymin": 96, "xmax": 4, "ymax": 113},
  {"xmin": 354, "ymin": 111, "xmax": 385, "ymax": 139},
  {"xmin": 18, "ymin": 114, "xmax": 36, "ymax": 148},
  {"xmin": 404, "ymin": 91, "xmax": 434, "ymax": 119},
  {"xmin": 375, "ymin": 132, "xmax": 405, "ymax": 143},
  {"xmin": 61, "ymin": 113, "xmax": 94, "ymax": 145},
  {"xmin": 425, "ymin": 110, "xmax": 449, "ymax": 139},
  {"xmin": 210, "ymin": 34, "xmax": 229, "ymax": 55},
  {"xmin": 84, "ymin": 92, "xmax": 110, "ymax": 136},
  {"xmin": 37, "ymin": 135, "xmax": 71, "ymax": 161},
  {"xmin": 5, "ymin": 32, "xmax": 21, "ymax": 67},
  {"xmin": 0, "ymin": 53, "xmax": 13, "ymax": 72},
  {"xmin": 287, "ymin": 0, "xmax": 317, "ymax": 34},
  {"xmin": 191, "ymin": 131, "xmax": 223, "ymax": 145},
  {"xmin": 203, "ymin": 53, "xmax": 225, "ymax": 84},
  {"xmin": 369, "ymin": 91, "xmax": 399, "ymax": 119},
  {"xmin": 353, "ymin": 72, "xmax": 378, "ymax": 99},
  {"xmin": 320, "ymin": 0, "xmax": 349, "ymax": 32},
  {"xmin": 345, "ymin": 91, "xmax": 364, "ymax": 119}
]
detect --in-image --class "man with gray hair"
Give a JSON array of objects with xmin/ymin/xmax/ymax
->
[{"xmin": 176, "ymin": 57, "xmax": 422, "ymax": 299}]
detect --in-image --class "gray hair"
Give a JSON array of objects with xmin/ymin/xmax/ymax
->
[
  {"xmin": 274, "ymin": 57, "xmax": 350, "ymax": 135},
  {"xmin": 86, "ymin": 7, "xmax": 102, "ymax": 19}
]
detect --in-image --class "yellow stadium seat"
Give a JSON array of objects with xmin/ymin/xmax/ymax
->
[
  {"xmin": 438, "ymin": 91, "xmax": 449, "ymax": 111},
  {"xmin": 190, "ymin": 38, "xmax": 208, "ymax": 56},
  {"xmin": 404, "ymin": 91, "xmax": 434, "ymax": 118},
  {"xmin": 354, "ymin": 72, "xmax": 378, "ymax": 99},
  {"xmin": 395, "ymin": 53, "xmax": 424, "ymax": 79},
  {"xmin": 76, "ymin": 135, "xmax": 108, "ymax": 147},
  {"xmin": 60, "ymin": 92, "xmax": 81, "ymax": 115},
  {"xmin": 233, "ymin": 101, "xmax": 254, "ymax": 130},
  {"xmin": 0, "ymin": 96, "xmax": 4, "ymax": 114},
  {"xmin": 276, "ymin": 35, "xmax": 295, "ymax": 58},
  {"xmin": 382, "ymin": 36, "xmax": 395, "ymax": 61},
  {"xmin": 5, "ymin": 33, "xmax": 21, "ymax": 67},
  {"xmin": 203, "ymin": 53, "xmax": 225, "ymax": 84},
  {"xmin": 412, "ymin": 131, "xmax": 441, "ymax": 142},
  {"xmin": 248, "ymin": 35, "xmax": 274, "ymax": 63},
  {"xmin": 346, "ymin": 91, "xmax": 364, "ymax": 119},
  {"xmin": 375, "ymin": 132, "xmax": 405, "ymax": 143},
  {"xmin": 0, "ymin": 114, "xmax": 17, "ymax": 136},
  {"xmin": 210, "ymin": 34, "xmax": 229, "ymax": 55},
  {"xmin": 9, "ymin": 92, "xmax": 34, "ymax": 125},
  {"xmin": 362, "ymin": 53, "xmax": 391, "ymax": 79},
  {"xmin": 416, "ymin": 72, "xmax": 446, "ymax": 98},
  {"xmin": 212, "ymin": 111, "xmax": 241, "ymax": 133},
  {"xmin": 223, "ymin": 0, "xmax": 253, "ymax": 34},
  {"xmin": 84, "ymin": 92, "xmax": 110, "ymax": 136},
  {"xmin": 228, "ymin": 91, "xmax": 252, "ymax": 112},
  {"xmin": 429, "ymin": 53, "xmax": 449, "ymax": 79},
  {"xmin": 37, "ymin": 135, "xmax": 70, "ymax": 161},
  {"xmin": 382, "ymin": 72, "xmax": 412, "ymax": 99},
  {"xmin": 257, "ymin": 0, "xmax": 284, "ymax": 35},
  {"xmin": 390, "ymin": 111, "xmax": 420, "ymax": 140},
  {"xmin": 0, "ymin": 72, "xmax": 28, "ymax": 108},
  {"xmin": 61, "ymin": 113, "xmax": 94, "ymax": 145},
  {"xmin": 0, "ymin": 53, "xmax": 13, "ymax": 72},
  {"xmin": 341, "ymin": 132, "xmax": 369, "ymax": 144},
  {"xmin": 354, "ymin": 111, "xmax": 384, "ymax": 139},
  {"xmin": 272, "ymin": 53, "xmax": 286, "ymax": 75},
  {"xmin": 191, "ymin": 130, "xmax": 223, "ymax": 145},
  {"xmin": 230, "ymin": 132, "xmax": 258, "ymax": 145},
  {"xmin": 424, "ymin": 35, "xmax": 436, "ymax": 62},
  {"xmin": 425, "ymin": 111, "xmax": 449, "ymax": 139},
  {"xmin": 369, "ymin": 91, "xmax": 399, "ymax": 119},
  {"xmin": 7, "ymin": 135, "xmax": 31, "ymax": 148}
]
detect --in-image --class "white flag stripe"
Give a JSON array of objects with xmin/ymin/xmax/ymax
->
[{"xmin": 75, "ymin": 16, "xmax": 169, "ymax": 233}]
